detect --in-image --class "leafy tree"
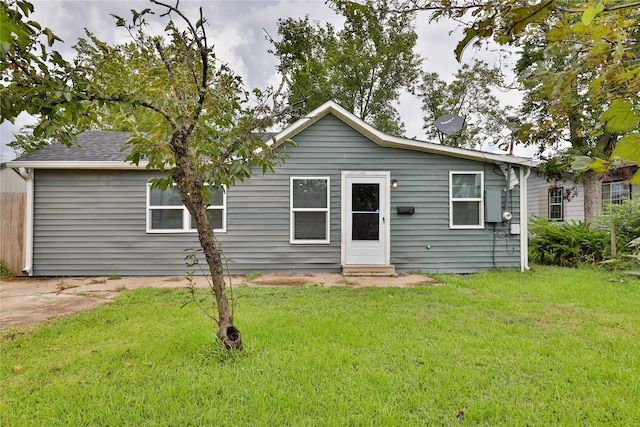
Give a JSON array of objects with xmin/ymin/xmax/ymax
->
[
  {"xmin": 374, "ymin": 0, "xmax": 640, "ymax": 223},
  {"xmin": 270, "ymin": 0, "xmax": 422, "ymax": 136},
  {"xmin": 1, "ymin": 0, "xmax": 290, "ymax": 350},
  {"xmin": 418, "ymin": 60, "xmax": 514, "ymax": 150}
]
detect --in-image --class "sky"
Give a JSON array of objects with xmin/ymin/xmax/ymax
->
[{"xmin": 0, "ymin": 0, "xmax": 528, "ymax": 162}]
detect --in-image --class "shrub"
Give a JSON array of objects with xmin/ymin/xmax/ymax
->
[
  {"xmin": 596, "ymin": 199, "xmax": 640, "ymax": 255},
  {"xmin": 528, "ymin": 217, "xmax": 609, "ymax": 267},
  {"xmin": 0, "ymin": 260, "xmax": 14, "ymax": 279}
]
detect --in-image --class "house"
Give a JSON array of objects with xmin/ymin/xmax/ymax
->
[
  {"xmin": 1, "ymin": 163, "xmax": 27, "ymax": 273},
  {"xmin": 527, "ymin": 167, "xmax": 638, "ymax": 222},
  {"xmin": 7, "ymin": 101, "xmax": 534, "ymax": 276}
]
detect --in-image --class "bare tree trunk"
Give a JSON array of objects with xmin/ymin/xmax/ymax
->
[
  {"xmin": 583, "ymin": 169, "xmax": 603, "ymax": 226},
  {"xmin": 171, "ymin": 131, "xmax": 243, "ymax": 350},
  {"xmin": 191, "ymin": 204, "xmax": 243, "ymax": 350}
]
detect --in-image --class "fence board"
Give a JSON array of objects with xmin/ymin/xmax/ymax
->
[{"xmin": 1, "ymin": 193, "xmax": 26, "ymax": 274}]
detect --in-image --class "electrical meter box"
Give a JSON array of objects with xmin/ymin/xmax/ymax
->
[{"xmin": 485, "ymin": 190, "xmax": 503, "ymax": 223}]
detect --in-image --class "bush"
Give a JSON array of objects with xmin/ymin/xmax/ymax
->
[
  {"xmin": 596, "ymin": 199, "xmax": 640, "ymax": 255},
  {"xmin": 0, "ymin": 260, "xmax": 14, "ymax": 279},
  {"xmin": 528, "ymin": 217, "xmax": 609, "ymax": 267}
]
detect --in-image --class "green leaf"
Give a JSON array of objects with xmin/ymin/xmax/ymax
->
[
  {"xmin": 455, "ymin": 17, "xmax": 494, "ymax": 61},
  {"xmin": 588, "ymin": 157, "xmax": 608, "ymax": 173},
  {"xmin": 582, "ymin": 2, "xmax": 604, "ymax": 25},
  {"xmin": 612, "ymin": 132, "xmax": 640, "ymax": 163},
  {"xmin": 508, "ymin": 2, "xmax": 555, "ymax": 35},
  {"xmin": 571, "ymin": 156, "xmax": 593, "ymax": 171},
  {"xmin": 17, "ymin": 1, "xmax": 34, "ymax": 17},
  {"xmin": 600, "ymin": 99, "xmax": 640, "ymax": 133}
]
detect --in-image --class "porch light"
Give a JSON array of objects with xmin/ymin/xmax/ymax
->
[{"xmin": 391, "ymin": 178, "xmax": 398, "ymax": 188}]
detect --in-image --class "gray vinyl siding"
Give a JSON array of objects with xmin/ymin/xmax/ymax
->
[
  {"xmin": 32, "ymin": 169, "xmax": 204, "ymax": 276},
  {"xmin": 31, "ymin": 114, "xmax": 524, "ymax": 275}
]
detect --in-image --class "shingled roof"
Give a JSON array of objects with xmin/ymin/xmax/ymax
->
[
  {"xmin": 12, "ymin": 131, "xmax": 132, "ymax": 163},
  {"xmin": 10, "ymin": 131, "xmax": 279, "ymax": 167}
]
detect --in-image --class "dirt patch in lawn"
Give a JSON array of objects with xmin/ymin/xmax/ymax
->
[{"xmin": 0, "ymin": 273, "xmax": 438, "ymax": 331}]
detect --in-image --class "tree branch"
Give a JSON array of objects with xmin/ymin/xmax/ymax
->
[
  {"xmin": 391, "ymin": 0, "xmax": 640, "ymax": 14},
  {"xmin": 154, "ymin": 40, "xmax": 183, "ymax": 101},
  {"xmin": 150, "ymin": 0, "xmax": 209, "ymax": 138}
]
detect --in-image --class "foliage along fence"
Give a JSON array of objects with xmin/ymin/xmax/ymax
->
[{"xmin": 0, "ymin": 193, "xmax": 26, "ymax": 274}]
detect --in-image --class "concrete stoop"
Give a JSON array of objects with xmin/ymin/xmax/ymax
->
[{"xmin": 342, "ymin": 265, "xmax": 397, "ymax": 277}]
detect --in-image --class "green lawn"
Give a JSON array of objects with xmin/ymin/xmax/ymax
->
[{"xmin": 2, "ymin": 266, "xmax": 639, "ymax": 426}]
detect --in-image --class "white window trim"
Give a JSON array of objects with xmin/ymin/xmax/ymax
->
[
  {"xmin": 602, "ymin": 181, "xmax": 631, "ymax": 207},
  {"xmin": 290, "ymin": 176, "xmax": 330, "ymax": 244},
  {"xmin": 146, "ymin": 183, "xmax": 227, "ymax": 234},
  {"xmin": 548, "ymin": 187, "xmax": 563, "ymax": 221},
  {"xmin": 449, "ymin": 171, "xmax": 484, "ymax": 229}
]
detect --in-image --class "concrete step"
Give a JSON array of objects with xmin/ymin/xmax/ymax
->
[{"xmin": 342, "ymin": 265, "xmax": 397, "ymax": 277}]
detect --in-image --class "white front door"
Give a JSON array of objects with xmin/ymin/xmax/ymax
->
[{"xmin": 343, "ymin": 172, "xmax": 389, "ymax": 265}]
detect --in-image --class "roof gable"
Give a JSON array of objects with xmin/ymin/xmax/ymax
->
[{"xmin": 271, "ymin": 101, "xmax": 533, "ymax": 167}]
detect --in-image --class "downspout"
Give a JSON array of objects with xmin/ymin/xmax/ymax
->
[
  {"xmin": 17, "ymin": 167, "xmax": 33, "ymax": 275},
  {"xmin": 520, "ymin": 167, "xmax": 531, "ymax": 271}
]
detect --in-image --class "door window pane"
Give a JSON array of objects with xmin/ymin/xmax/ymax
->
[
  {"xmin": 352, "ymin": 184, "xmax": 379, "ymax": 212},
  {"xmin": 352, "ymin": 213, "xmax": 379, "ymax": 240}
]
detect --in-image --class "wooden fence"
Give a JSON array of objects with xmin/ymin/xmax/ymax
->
[{"xmin": 1, "ymin": 193, "xmax": 26, "ymax": 274}]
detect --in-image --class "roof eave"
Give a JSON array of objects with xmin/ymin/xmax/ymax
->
[{"xmin": 6, "ymin": 161, "xmax": 150, "ymax": 170}]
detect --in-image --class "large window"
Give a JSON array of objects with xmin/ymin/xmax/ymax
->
[
  {"xmin": 449, "ymin": 171, "xmax": 484, "ymax": 228},
  {"xmin": 548, "ymin": 187, "xmax": 563, "ymax": 221},
  {"xmin": 147, "ymin": 183, "xmax": 226, "ymax": 233},
  {"xmin": 602, "ymin": 181, "xmax": 631, "ymax": 207},
  {"xmin": 290, "ymin": 177, "xmax": 330, "ymax": 244}
]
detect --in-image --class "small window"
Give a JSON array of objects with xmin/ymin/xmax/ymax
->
[
  {"xmin": 548, "ymin": 188, "xmax": 563, "ymax": 221},
  {"xmin": 449, "ymin": 171, "xmax": 484, "ymax": 228},
  {"xmin": 290, "ymin": 177, "xmax": 330, "ymax": 244},
  {"xmin": 602, "ymin": 181, "xmax": 631, "ymax": 208},
  {"xmin": 147, "ymin": 183, "xmax": 226, "ymax": 233}
]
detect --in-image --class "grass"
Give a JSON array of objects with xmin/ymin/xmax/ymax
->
[{"xmin": 1, "ymin": 266, "xmax": 639, "ymax": 426}]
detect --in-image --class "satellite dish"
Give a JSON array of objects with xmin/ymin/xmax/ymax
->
[{"xmin": 435, "ymin": 114, "xmax": 466, "ymax": 135}]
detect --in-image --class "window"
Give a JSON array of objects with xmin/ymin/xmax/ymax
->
[
  {"xmin": 449, "ymin": 172, "xmax": 484, "ymax": 228},
  {"xmin": 602, "ymin": 181, "xmax": 631, "ymax": 208},
  {"xmin": 147, "ymin": 183, "xmax": 226, "ymax": 233},
  {"xmin": 290, "ymin": 177, "xmax": 330, "ymax": 243},
  {"xmin": 548, "ymin": 187, "xmax": 563, "ymax": 221}
]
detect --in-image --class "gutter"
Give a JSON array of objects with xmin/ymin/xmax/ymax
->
[
  {"xmin": 520, "ymin": 167, "xmax": 532, "ymax": 271},
  {"xmin": 16, "ymin": 167, "xmax": 34, "ymax": 275}
]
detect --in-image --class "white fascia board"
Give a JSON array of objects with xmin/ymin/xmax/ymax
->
[
  {"xmin": 269, "ymin": 100, "xmax": 535, "ymax": 168},
  {"xmin": 267, "ymin": 101, "xmax": 341, "ymax": 146},
  {"xmin": 6, "ymin": 161, "xmax": 150, "ymax": 169},
  {"xmin": 378, "ymin": 137, "xmax": 535, "ymax": 167}
]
